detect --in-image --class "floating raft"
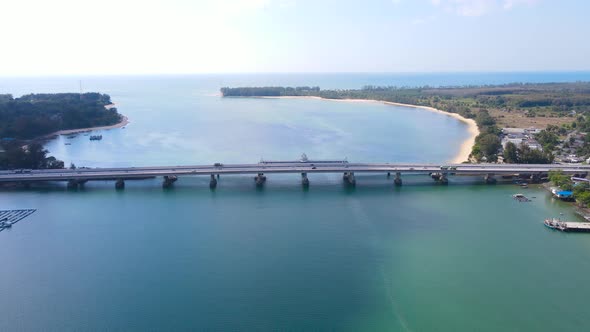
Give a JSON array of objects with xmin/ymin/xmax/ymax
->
[{"xmin": 0, "ymin": 209, "xmax": 36, "ymax": 231}]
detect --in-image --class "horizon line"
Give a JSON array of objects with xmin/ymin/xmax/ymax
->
[{"xmin": 2, "ymin": 70, "xmax": 590, "ymax": 78}]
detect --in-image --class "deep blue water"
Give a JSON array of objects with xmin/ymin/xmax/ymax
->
[{"xmin": 2, "ymin": 71, "xmax": 590, "ymax": 96}]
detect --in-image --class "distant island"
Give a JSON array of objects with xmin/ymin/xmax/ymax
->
[
  {"xmin": 221, "ymin": 83, "xmax": 590, "ymax": 164},
  {"xmin": 0, "ymin": 93, "xmax": 125, "ymax": 170}
]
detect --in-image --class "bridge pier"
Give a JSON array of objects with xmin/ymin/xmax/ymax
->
[
  {"xmin": 343, "ymin": 172, "xmax": 356, "ymax": 186},
  {"xmin": 163, "ymin": 175, "xmax": 178, "ymax": 188},
  {"xmin": 440, "ymin": 173, "xmax": 448, "ymax": 184},
  {"xmin": 209, "ymin": 174, "xmax": 217, "ymax": 189},
  {"xmin": 431, "ymin": 172, "xmax": 448, "ymax": 185},
  {"xmin": 441, "ymin": 173, "xmax": 448, "ymax": 184},
  {"xmin": 254, "ymin": 173, "xmax": 266, "ymax": 187},
  {"xmin": 484, "ymin": 173, "xmax": 497, "ymax": 184},
  {"xmin": 115, "ymin": 179, "xmax": 125, "ymax": 190},
  {"xmin": 67, "ymin": 179, "xmax": 79, "ymax": 190},
  {"xmin": 301, "ymin": 173, "xmax": 309, "ymax": 187},
  {"xmin": 66, "ymin": 179, "xmax": 87, "ymax": 189},
  {"xmin": 394, "ymin": 172, "xmax": 402, "ymax": 186}
]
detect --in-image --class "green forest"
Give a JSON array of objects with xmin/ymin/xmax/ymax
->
[{"xmin": 0, "ymin": 93, "xmax": 121, "ymax": 140}]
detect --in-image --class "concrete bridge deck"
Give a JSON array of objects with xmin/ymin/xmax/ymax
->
[{"xmin": 0, "ymin": 160, "xmax": 588, "ymax": 188}]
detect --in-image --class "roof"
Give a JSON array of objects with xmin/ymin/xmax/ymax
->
[
  {"xmin": 503, "ymin": 128, "xmax": 526, "ymax": 134},
  {"xmin": 557, "ymin": 191, "xmax": 573, "ymax": 196}
]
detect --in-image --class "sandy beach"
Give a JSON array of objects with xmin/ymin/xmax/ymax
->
[
  {"xmin": 262, "ymin": 96, "xmax": 480, "ymax": 163},
  {"xmin": 38, "ymin": 115, "xmax": 129, "ymax": 140}
]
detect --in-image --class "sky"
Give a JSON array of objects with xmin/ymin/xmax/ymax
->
[{"xmin": 0, "ymin": 0, "xmax": 588, "ymax": 76}]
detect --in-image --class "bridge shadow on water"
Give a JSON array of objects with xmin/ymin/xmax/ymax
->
[{"xmin": 0, "ymin": 173, "xmax": 513, "ymax": 197}]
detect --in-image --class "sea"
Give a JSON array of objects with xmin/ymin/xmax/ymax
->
[{"xmin": 1, "ymin": 72, "xmax": 590, "ymax": 331}]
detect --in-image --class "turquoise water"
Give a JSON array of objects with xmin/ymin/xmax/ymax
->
[{"xmin": 2, "ymin": 74, "xmax": 590, "ymax": 331}]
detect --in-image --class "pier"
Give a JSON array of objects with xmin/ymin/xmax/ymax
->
[
  {"xmin": 0, "ymin": 157, "xmax": 589, "ymax": 189},
  {"xmin": 544, "ymin": 218, "xmax": 590, "ymax": 232}
]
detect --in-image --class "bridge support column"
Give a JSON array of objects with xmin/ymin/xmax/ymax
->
[
  {"xmin": 301, "ymin": 173, "xmax": 309, "ymax": 187},
  {"xmin": 484, "ymin": 173, "xmax": 497, "ymax": 184},
  {"xmin": 163, "ymin": 175, "xmax": 178, "ymax": 188},
  {"xmin": 432, "ymin": 172, "xmax": 448, "ymax": 185},
  {"xmin": 394, "ymin": 172, "xmax": 402, "ymax": 186},
  {"xmin": 254, "ymin": 173, "xmax": 266, "ymax": 187},
  {"xmin": 343, "ymin": 172, "xmax": 356, "ymax": 186},
  {"xmin": 529, "ymin": 173, "xmax": 541, "ymax": 184},
  {"xmin": 115, "ymin": 179, "xmax": 125, "ymax": 190},
  {"xmin": 67, "ymin": 179, "xmax": 79, "ymax": 190},
  {"xmin": 209, "ymin": 174, "xmax": 217, "ymax": 189}
]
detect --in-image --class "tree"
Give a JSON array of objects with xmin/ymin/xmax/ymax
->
[
  {"xmin": 535, "ymin": 130, "xmax": 559, "ymax": 152},
  {"xmin": 0, "ymin": 142, "xmax": 64, "ymax": 170},
  {"xmin": 475, "ymin": 133, "xmax": 501, "ymax": 162},
  {"xmin": 574, "ymin": 190, "xmax": 590, "ymax": 206},
  {"xmin": 518, "ymin": 145, "xmax": 554, "ymax": 164},
  {"xmin": 503, "ymin": 142, "xmax": 518, "ymax": 163},
  {"xmin": 548, "ymin": 170, "xmax": 570, "ymax": 187}
]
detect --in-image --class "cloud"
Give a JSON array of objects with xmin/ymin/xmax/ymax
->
[{"xmin": 431, "ymin": 0, "xmax": 539, "ymax": 17}]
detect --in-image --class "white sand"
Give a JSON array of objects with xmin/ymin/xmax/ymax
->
[{"xmin": 39, "ymin": 115, "xmax": 129, "ymax": 140}]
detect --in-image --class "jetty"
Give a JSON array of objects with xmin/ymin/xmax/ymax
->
[
  {"xmin": 544, "ymin": 218, "xmax": 590, "ymax": 232},
  {"xmin": 0, "ymin": 155, "xmax": 589, "ymax": 189}
]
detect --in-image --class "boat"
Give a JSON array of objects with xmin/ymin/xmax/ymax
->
[
  {"xmin": 89, "ymin": 135, "xmax": 103, "ymax": 141},
  {"xmin": 544, "ymin": 218, "xmax": 567, "ymax": 231},
  {"xmin": 544, "ymin": 218, "xmax": 590, "ymax": 232},
  {"xmin": 513, "ymin": 193, "xmax": 531, "ymax": 202}
]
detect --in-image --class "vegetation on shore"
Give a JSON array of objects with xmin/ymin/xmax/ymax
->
[
  {"xmin": 222, "ymin": 83, "xmax": 590, "ymax": 163},
  {"xmin": 0, "ymin": 92, "xmax": 122, "ymax": 170},
  {"xmin": 0, "ymin": 142, "xmax": 64, "ymax": 170},
  {"xmin": 549, "ymin": 171, "xmax": 590, "ymax": 207},
  {"xmin": 0, "ymin": 93, "xmax": 121, "ymax": 140}
]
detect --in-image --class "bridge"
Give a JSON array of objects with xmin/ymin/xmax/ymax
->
[{"xmin": 1, "ymin": 156, "xmax": 588, "ymax": 189}]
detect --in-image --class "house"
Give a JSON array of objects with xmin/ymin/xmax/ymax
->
[
  {"xmin": 502, "ymin": 128, "xmax": 527, "ymax": 136},
  {"xmin": 552, "ymin": 188, "xmax": 574, "ymax": 201}
]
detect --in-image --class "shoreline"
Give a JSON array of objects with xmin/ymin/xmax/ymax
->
[
  {"xmin": 262, "ymin": 96, "xmax": 480, "ymax": 163},
  {"xmin": 37, "ymin": 115, "xmax": 129, "ymax": 141}
]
